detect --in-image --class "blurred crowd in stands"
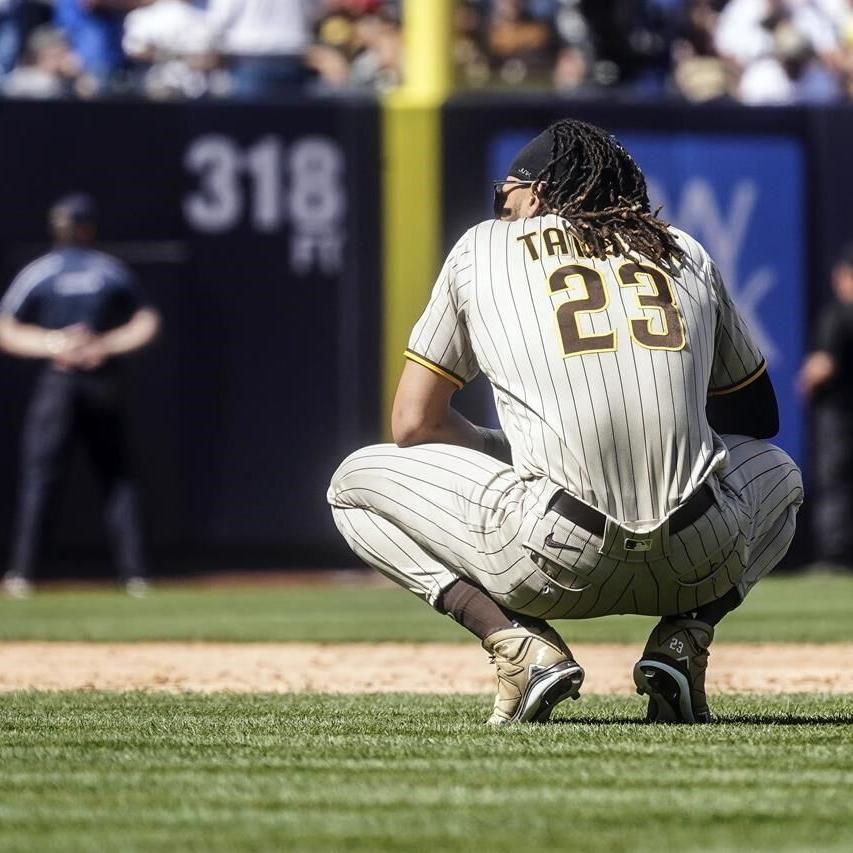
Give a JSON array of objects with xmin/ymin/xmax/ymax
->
[
  {"xmin": 0, "ymin": 0, "xmax": 404, "ymax": 98},
  {"xmin": 2, "ymin": 0, "xmax": 853, "ymax": 103},
  {"xmin": 459, "ymin": 0, "xmax": 853, "ymax": 103}
]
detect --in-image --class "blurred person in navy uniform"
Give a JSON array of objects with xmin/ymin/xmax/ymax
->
[
  {"xmin": 798, "ymin": 243, "xmax": 853, "ymax": 572},
  {"xmin": 0, "ymin": 194, "xmax": 160, "ymax": 598}
]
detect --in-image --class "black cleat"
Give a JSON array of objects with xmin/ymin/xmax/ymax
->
[{"xmin": 633, "ymin": 618, "xmax": 714, "ymax": 724}]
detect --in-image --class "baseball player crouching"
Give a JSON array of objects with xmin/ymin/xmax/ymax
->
[{"xmin": 328, "ymin": 120, "xmax": 803, "ymax": 725}]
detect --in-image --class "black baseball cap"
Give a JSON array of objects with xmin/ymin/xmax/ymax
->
[
  {"xmin": 506, "ymin": 125, "xmax": 570, "ymax": 184},
  {"xmin": 492, "ymin": 126, "xmax": 570, "ymax": 217},
  {"xmin": 50, "ymin": 193, "xmax": 98, "ymax": 225}
]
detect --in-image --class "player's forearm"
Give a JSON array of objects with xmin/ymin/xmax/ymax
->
[
  {"xmin": 394, "ymin": 408, "xmax": 512, "ymax": 463},
  {"xmin": 394, "ymin": 405, "xmax": 485, "ymax": 451},
  {"xmin": 448, "ymin": 414, "xmax": 513, "ymax": 463},
  {"xmin": 0, "ymin": 318, "xmax": 70, "ymax": 359},
  {"xmin": 100, "ymin": 309, "xmax": 160, "ymax": 356}
]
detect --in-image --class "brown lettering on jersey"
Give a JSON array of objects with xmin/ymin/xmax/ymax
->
[
  {"xmin": 549, "ymin": 264, "xmax": 616, "ymax": 356},
  {"xmin": 517, "ymin": 232, "xmax": 540, "ymax": 260},
  {"xmin": 617, "ymin": 262, "xmax": 686, "ymax": 351},
  {"xmin": 543, "ymin": 227, "xmax": 569, "ymax": 257}
]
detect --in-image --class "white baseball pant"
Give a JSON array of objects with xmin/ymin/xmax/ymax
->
[{"xmin": 327, "ymin": 436, "xmax": 803, "ymax": 619}]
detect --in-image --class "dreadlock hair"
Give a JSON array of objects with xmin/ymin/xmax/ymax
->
[{"xmin": 536, "ymin": 119, "xmax": 685, "ymax": 269}]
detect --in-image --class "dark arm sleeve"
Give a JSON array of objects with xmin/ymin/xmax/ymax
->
[
  {"xmin": 816, "ymin": 307, "xmax": 843, "ymax": 356},
  {"xmin": 706, "ymin": 368, "xmax": 779, "ymax": 439}
]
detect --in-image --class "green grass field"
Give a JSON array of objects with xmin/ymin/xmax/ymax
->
[
  {"xmin": 1, "ymin": 574, "xmax": 852, "ymax": 851},
  {"xmin": 0, "ymin": 692, "xmax": 851, "ymax": 853},
  {"xmin": 0, "ymin": 573, "xmax": 852, "ymax": 642}
]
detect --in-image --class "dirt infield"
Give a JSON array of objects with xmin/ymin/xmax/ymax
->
[{"xmin": 1, "ymin": 642, "xmax": 851, "ymax": 694}]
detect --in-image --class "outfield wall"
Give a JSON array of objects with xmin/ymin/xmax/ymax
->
[
  {"xmin": 0, "ymin": 95, "xmax": 849, "ymax": 572},
  {"xmin": 0, "ymin": 97, "xmax": 381, "ymax": 571}
]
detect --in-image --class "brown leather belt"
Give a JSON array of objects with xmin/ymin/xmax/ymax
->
[{"xmin": 547, "ymin": 484, "xmax": 715, "ymax": 538}]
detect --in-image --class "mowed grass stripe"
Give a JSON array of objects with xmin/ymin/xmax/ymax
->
[
  {"xmin": 0, "ymin": 574, "xmax": 851, "ymax": 643},
  {"xmin": 0, "ymin": 692, "xmax": 850, "ymax": 852}
]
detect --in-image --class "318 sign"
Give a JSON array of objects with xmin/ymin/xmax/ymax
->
[{"xmin": 183, "ymin": 134, "xmax": 346, "ymax": 275}]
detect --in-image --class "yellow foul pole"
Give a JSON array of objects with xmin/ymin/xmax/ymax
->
[{"xmin": 381, "ymin": 0, "xmax": 454, "ymax": 437}]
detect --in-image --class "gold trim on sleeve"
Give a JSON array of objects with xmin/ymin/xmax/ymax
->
[
  {"xmin": 708, "ymin": 360, "xmax": 767, "ymax": 397},
  {"xmin": 403, "ymin": 349, "xmax": 465, "ymax": 389}
]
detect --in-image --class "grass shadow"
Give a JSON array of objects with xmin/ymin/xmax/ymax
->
[
  {"xmin": 546, "ymin": 713, "xmax": 853, "ymax": 726},
  {"xmin": 546, "ymin": 716, "xmax": 645, "ymax": 726},
  {"xmin": 712, "ymin": 713, "xmax": 853, "ymax": 725}
]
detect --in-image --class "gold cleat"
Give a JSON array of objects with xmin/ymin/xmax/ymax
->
[{"xmin": 482, "ymin": 625, "xmax": 584, "ymax": 725}]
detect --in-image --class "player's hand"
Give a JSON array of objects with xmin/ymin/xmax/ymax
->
[
  {"xmin": 69, "ymin": 337, "xmax": 111, "ymax": 371},
  {"xmin": 796, "ymin": 351, "xmax": 835, "ymax": 398},
  {"xmin": 47, "ymin": 324, "xmax": 94, "ymax": 371}
]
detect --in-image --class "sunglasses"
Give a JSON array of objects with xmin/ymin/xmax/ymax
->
[{"xmin": 492, "ymin": 179, "xmax": 536, "ymax": 218}]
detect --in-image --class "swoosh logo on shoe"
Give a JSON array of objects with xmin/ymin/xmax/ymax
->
[{"xmin": 544, "ymin": 534, "xmax": 572, "ymax": 550}]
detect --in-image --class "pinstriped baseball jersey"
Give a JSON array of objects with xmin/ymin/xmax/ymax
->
[{"xmin": 405, "ymin": 214, "xmax": 766, "ymax": 523}]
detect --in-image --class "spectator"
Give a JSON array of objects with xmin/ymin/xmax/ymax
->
[
  {"xmin": 2, "ymin": 23, "xmax": 80, "ymax": 97},
  {"xmin": 123, "ymin": 0, "xmax": 209, "ymax": 60},
  {"xmin": 552, "ymin": 43, "xmax": 596, "ymax": 93},
  {"xmin": 454, "ymin": 0, "xmax": 491, "ymax": 87},
  {"xmin": 738, "ymin": 16, "xmax": 842, "ymax": 102},
  {"xmin": 797, "ymin": 243, "xmax": 853, "ymax": 573},
  {"xmin": 123, "ymin": 0, "xmax": 218, "ymax": 99},
  {"xmin": 54, "ymin": 0, "xmax": 144, "ymax": 92},
  {"xmin": 204, "ymin": 0, "xmax": 313, "ymax": 97},
  {"xmin": 577, "ymin": 0, "xmax": 675, "ymax": 93},
  {"xmin": 715, "ymin": 0, "xmax": 848, "ymax": 102},
  {"xmin": 4, "ymin": 0, "xmax": 853, "ymax": 103},
  {"xmin": 0, "ymin": 0, "xmax": 24, "ymax": 74},
  {"xmin": 310, "ymin": 0, "xmax": 401, "ymax": 91},
  {"xmin": 346, "ymin": 9, "xmax": 401, "ymax": 90},
  {"xmin": 672, "ymin": 0, "xmax": 732, "ymax": 101},
  {"xmin": 551, "ymin": 1, "xmax": 597, "ymax": 93},
  {"xmin": 0, "ymin": 194, "xmax": 160, "ymax": 599},
  {"xmin": 716, "ymin": 0, "xmax": 848, "ymax": 64},
  {"xmin": 486, "ymin": 0, "xmax": 556, "ymax": 85}
]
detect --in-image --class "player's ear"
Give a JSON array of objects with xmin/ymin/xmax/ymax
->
[{"xmin": 528, "ymin": 182, "xmax": 548, "ymax": 215}]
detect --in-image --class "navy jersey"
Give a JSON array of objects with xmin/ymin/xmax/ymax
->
[
  {"xmin": 0, "ymin": 248, "xmax": 143, "ymax": 333},
  {"xmin": 816, "ymin": 301, "xmax": 853, "ymax": 408}
]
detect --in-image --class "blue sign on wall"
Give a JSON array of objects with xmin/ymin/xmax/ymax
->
[{"xmin": 489, "ymin": 131, "xmax": 805, "ymax": 466}]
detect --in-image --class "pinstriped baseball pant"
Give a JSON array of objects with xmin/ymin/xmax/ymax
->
[{"xmin": 327, "ymin": 436, "xmax": 803, "ymax": 619}]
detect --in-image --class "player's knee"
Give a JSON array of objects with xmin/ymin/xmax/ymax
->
[
  {"xmin": 725, "ymin": 437, "xmax": 804, "ymax": 501},
  {"xmin": 326, "ymin": 444, "xmax": 389, "ymax": 508},
  {"xmin": 788, "ymin": 459, "xmax": 805, "ymax": 506},
  {"xmin": 770, "ymin": 445, "xmax": 804, "ymax": 504},
  {"xmin": 765, "ymin": 449, "xmax": 805, "ymax": 517},
  {"xmin": 327, "ymin": 454, "xmax": 359, "ymax": 507}
]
